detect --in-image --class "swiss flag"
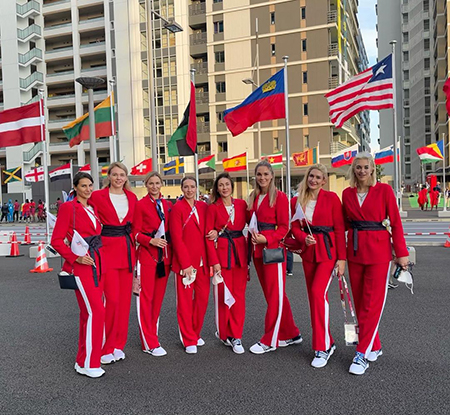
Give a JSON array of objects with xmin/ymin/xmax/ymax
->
[{"xmin": 130, "ymin": 158, "xmax": 152, "ymax": 176}]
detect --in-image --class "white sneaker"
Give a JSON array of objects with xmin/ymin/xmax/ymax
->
[
  {"xmin": 185, "ymin": 345, "xmax": 197, "ymax": 354},
  {"xmin": 349, "ymin": 352, "xmax": 369, "ymax": 375},
  {"xmin": 144, "ymin": 346, "xmax": 167, "ymax": 357},
  {"xmin": 278, "ymin": 334, "xmax": 303, "ymax": 347},
  {"xmin": 215, "ymin": 331, "xmax": 231, "ymax": 346},
  {"xmin": 197, "ymin": 338, "xmax": 205, "ymax": 347},
  {"xmin": 311, "ymin": 344, "xmax": 336, "ymax": 368},
  {"xmin": 231, "ymin": 338, "xmax": 245, "ymax": 355},
  {"xmin": 113, "ymin": 349, "xmax": 125, "ymax": 361},
  {"xmin": 249, "ymin": 342, "xmax": 276, "ymax": 355},
  {"xmin": 367, "ymin": 349, "xmax": 383, "ymax": 362},
  {"xmin": 74, "ymin": 363, "xmax": 105, "ymax": 378},
  {"xmin": 100, "ymin": 353, "xmax": 116, "ymax": 365}
]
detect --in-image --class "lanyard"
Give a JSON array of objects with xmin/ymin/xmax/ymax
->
[
  {"xmin": 182, "ymin": 202, "xmax": 197, "ymax": 230},
  {"xmin": 337, "ymin": 271, "xmax": 357, "ymax": 325},
  {"xmin": 218, "ymin": 200, "xmax": 235, "ymax": 238}
]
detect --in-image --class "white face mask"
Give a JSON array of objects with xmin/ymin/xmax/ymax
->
[{"xmin": 397, "ymin": 270, "xmax": 414, "ymax": 294}]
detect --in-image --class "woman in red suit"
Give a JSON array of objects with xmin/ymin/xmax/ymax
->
[
  {"xmin": 248, "ymin": 160, "xmax": 301, "ymax": 355},
  {"xmin": 342, "ymin": 152, "xmax": 408, "ymax": 375},
  {"xmin": 89, "ymin": 162, "xmax": 137, "ymax": 365},
  {"xmin": 169, "ymin": 176, "xmax": 212, "ymax": 354},
  {"xmin": 51, "ymin": 172, "xmax": 105, "ymax": 378},
  {"xmin": 429, "ymin": 187, "xmax": 439, "ymax": 210},
  {"xmin": 417, "ymin": 185, "xmax": 429, "ymax": 210},
  {"xmin": 290, "ymin": 164, "xmax": 346, "ymax": 368},
  {"xmin": 206, "ymin": 172, "xmax": 248, "ymax": 354},
  {"xmin": 132, "ymin": 171, "xmax": 172, "ymax": 357}
]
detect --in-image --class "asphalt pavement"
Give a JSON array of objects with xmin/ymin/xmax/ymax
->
[{"xmin": 1, "ymin": 246, "xmax": 449, "ymax": 415}]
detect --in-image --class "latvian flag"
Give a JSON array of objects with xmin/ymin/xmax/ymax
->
[
  {"xmin": 198, "ymin": 155, "xmax": 216, "ymax": 174},
  {"xmin": 25, "ymin": 166, "xmax": 45, "ymax": 183},
  {"xmin": 49, "ymin": 162, "xmax": 71, "ymax": 182}
]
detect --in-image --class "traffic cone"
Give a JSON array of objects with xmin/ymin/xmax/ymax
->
[
  {"xmin": 30, "ymin": 241, "xmax": 53, "ymax": 273},
  {"xmin": 444, "ymin": 227, "xmax": 450, "ymax": 248},
  {"xmin": 6, "ymin": 232, "xmax": 24, "ymax": 258},
  {"xmin": 22, "ymin": 226, "xmax": 33, "ymax": 245}
]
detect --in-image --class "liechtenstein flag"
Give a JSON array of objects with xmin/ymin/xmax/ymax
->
[{"xmin": 224, "ymin": 69, "xmax": 285, "ymax": 137}]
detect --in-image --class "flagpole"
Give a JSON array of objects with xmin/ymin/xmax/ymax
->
[
  {"xmin": 398, "ymin": 136, "xmax": 403, "ymax": 212},
  {"xmin": 442, "ymin": 132, "xmax": 447, "ymax": 212},
  {"xmin": 280, "ymin": 144, "xmax": 284, "ymax": 193},
  {"xmin": 246, "ymin": 151, "xmax": 250, "ymax": 198},
  {"xmin": 39, "ymin": 89, "xmax": 50, "ymax": 245},
  {"xmin": 390, "ymin": 41, "xmax": 400, "ymax": 207},
  {"xmin": 108, "ymin": 79, "xmax": 117, "ymax": 162},
  {"xmin": 190, "ymin": 68, "xmax": 199, "ymax": 200},
  {"xmin": 317, "ymin": 141, "xmax": 320, "ymax": 162},
  {"xmin": 283, "ymin": 56, "xmax": 291, "ymax": 203}
]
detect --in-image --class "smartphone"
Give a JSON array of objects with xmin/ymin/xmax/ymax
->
[
  {"xmin": 46, "ymin": 244, "xmax": 58, "ymax": 256},
  {"xmin": 393, "ymin": 264, "xmax": 402, "ymax": 279}
]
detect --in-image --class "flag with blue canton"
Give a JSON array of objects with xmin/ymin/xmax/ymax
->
[{"xmin": 163, "ymin": 157, "xmax": 185, "ymax": 175}]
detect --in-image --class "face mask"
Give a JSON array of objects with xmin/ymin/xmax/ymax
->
[{"xmin": 394, "ymin": 266, "xmax": 414, "ymax": 294}]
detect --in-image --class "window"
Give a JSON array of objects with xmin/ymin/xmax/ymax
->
[
  {"xmin": 214, "ymin": 21, "xmax": 224, "ymax": 34},
  {"xmin": 215, "ymin": 51, "xmax": 225, "ymax": 63},
  {"xmin": 424, "ymin": 19, "xmax": 429, "ymax": 30},
  {"xmin": 424, "ymin": 38, "xmax": 430, "ymax": 50},
  {"xmin": 213, "ymin": 0, "xmax": 222, "ymax": 3},
  {"xmin": 424, "ymin": 58, "xmax": 430, "ymax": 69},
  {"xmin": 270, "ymin": 12, "xmax": 275, "ymax": 25},
  {"xmin": 301, "ymin": 39, "xmax": 307, "ymax": 52},
  {"xmin": 217, "ymin": 112, "xmax": 224, "ymax": 122},
  {"xmin": 216, "ymin": 81, "xmax": 226, "ymax": 93},
  {"xmin": 303, "ymin": 103, "xmax": 308, "ymax": 116},
  {"xmin": 271, "ymin": 43, "xmax": 276, "ymax": 56},
  {"xmin": 301, "ymin": 7, "xmax": 306, "ymax": 19},
  {"xmin": 274, "ymin": 137, "xmax": 279, "ymax": 149},
  {"xmin": 218, "ymin": 141, "xmax": 228, "ymax": 152},
  {"xmin": 302, "ymin": 71, "xmax": 307, "ymax": 84},
  {"xmin": 304, "ymin": 135, "xmax": 309, "ymax": 148}
]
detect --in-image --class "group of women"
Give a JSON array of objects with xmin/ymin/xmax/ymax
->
[{"xmin": 51, "ymin": 152, "xmax": 408, "ymax": 379}]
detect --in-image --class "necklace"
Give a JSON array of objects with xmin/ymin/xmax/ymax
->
[{"xmin": 357, "ymin": 192, "xmax": 368, "ymax": 203}]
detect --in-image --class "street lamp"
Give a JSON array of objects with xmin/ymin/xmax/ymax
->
[
  {"xmin": 76, "ymin": 76, "xmax": 105, "ymax": 190},
  {"xmin": 242, "ymin": 78, "xmax": 258, "ymax": 87}
]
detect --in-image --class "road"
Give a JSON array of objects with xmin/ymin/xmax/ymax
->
[
  {"xmin": 403, "ymin": 221, "xmax": 450, "ymax": 245},
  {"xmin": 0, "ymin": 246, "xmax": 449, "ymax": 415}
]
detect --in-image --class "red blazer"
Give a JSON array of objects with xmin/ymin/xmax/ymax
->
[
  {"xmin": 248, "ymin": 190, "xmax": 289, "ymax": 259},
  {"xmin": 429, "ymin": 190, "xmax": 439, "ymax": 206},
  {"xmin": 89, "ymin": 188, "xmax": 138, "ymax": 270},
  {"xmin": 169, "ymin": 198, "xmax": 209, "ymax": 274},
  {"xmin": 51, "ymin": 199, "xmax": 103, "ymax": 276},
  {"xmin": 290, "ymin": 190, "xmax": 346, "ymax": 263},
  {"xmin": 206, "ymin": 198, "xmax": 248, "ymax": 269},
  {"xmin": 342, "ymin": 182, "xmax": 408, "ymax": 264},
  {"xmin": 418, "ymin": 188, "xmax": 429, "ymax": 206},
  {"xmin": 132, "ymin": 194, "xmax": 173, "ymax": 266}
]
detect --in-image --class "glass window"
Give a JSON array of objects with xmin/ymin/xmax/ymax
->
[
  {"xmin": 303, "ymin": 103, "xmax": 308, "ymax": 116},
  {"xmin": 270, "ymin": 12, "xmax": 275, "ymax": 25},
  {"xmin": 301, "ymin": 7, "xmax": 306, "ymax": 19},
  {"xmin": 216, "ymin": 81, "xmax": 226, "ymax": 93},
  {"xmin": 271, "ymin": 43, "xmax": 276, "ymax": 56},
  {"xmin": 215, "ymin": 51, "xmax": 225, "ymax": 63},
  {"xmin": 301, "ymin": 39, "xmax": 307, "ymax": 52},
  {"xmin": 302, "ymin": 71, "xmax": 307, "ymax": 84},
  {"xmin": 214, "ymin": 21, "xmax": 224, "ymax": 34}
]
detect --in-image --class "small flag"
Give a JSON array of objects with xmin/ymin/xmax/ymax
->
[
  {"xmin": 154, "ymin": 221, "xmax": 165, "ymax": 238},
  {"xmin": 416, "ymin": 141, "xmax": 444, "ymax": 163},
  {"xmin": 49, "ymin": 162, "xmax": 71, "ymax": 182},
  {"xmin": 79, "ymin": 164, "xmax": 91, "ymax": 174},
  {"xmin": 71, "ymin": 230, "xmax": 89, "ymax": 256},
  {"xmin": 101, "ymin": 165, "xmax": 108, "ymax": 178},
  {"xmin": 24, "ymin": 166, "xmax": 44, "ymax": 183},
  {"xmin": 224, "ymin": 282, "xmax": 236, "ymax": 308},
  {"xmin": 222, "ymin": 152, "xmax": 247, "ymax": 172},
  {"xmin": 248, "ymin": 212, "xmax": 259, "ymax": 234},
  {"xmin": 47, "ymin": 211, "xmax": 57, "ymax": 229},
  {"xmin": 62, "ymin": 190, "xmax": 69, "ymax": 202},
  {"xmin": 292, "ymin": 147, "xmax": 319, "ymax": 167},
  {"xmin": 261, "ymin": 152, "xmax": 283, "ymax": 169},
  {"xmin": 163, "ymin": 158, "xmax": 185, "ymax": 175},
  {"xmin": 374, "ymin": 145, "xmax": 399, "ymax": 165},
  {"xmin": 291, "ymin": 204, "xmax": 306, "ymax": 223},
  {"xmin": 198, "ymin": 154, "xmax": 216, "ymax": 174},
  {"xmin": 130, "ymin": 158, "xmax": 153, "ymax": 176},
  {"xmin": 331, "ymin": 144, "xmax": 358, "ymax": 168},
  {"xmin": 326, "ymin": 54, "xmax": 394, "ymax": 128},
  {"xmin": 3, "ymin": 166, "xmax": 22, "ymax": 184}
]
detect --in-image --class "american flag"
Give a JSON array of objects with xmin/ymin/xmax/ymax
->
[{"xmin": 326, "ymin": 54, "xmax": 394, "ymax": 128}]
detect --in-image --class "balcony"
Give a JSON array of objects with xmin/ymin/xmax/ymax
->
[
  {"xmin": 197, "ymin": 122, "xmax": 210, "ymax": 133},
  {"xmin": 195, "ymin": 91, "xmax": 209, "ymax": 104},
  {"xmin": 23, "ymin": 142, "xmax": 43, "ymax": 163},
  {"xmin": 45, "ymin": 46, "xmax": 74, "ymax": 61},
  {"xmin": 44, "ymin": 22, "xmax": 72, "ymax": 37},
  {"xmin": 328, "ymin": 77, "xmax": 339, "ymax": 89},
  {"xmin": 46, "ymin": 70, "xmax": 75, "ymax": 84},
  {"xmin": 190, "ymin": 32, "xmax": 207, "ymax": 46},
  {"xmin": 80, "ymin": 41, "xmax": 106, "ymax": 56},
  {"xmin": 48, "ymin": 117, "xmax": 75, "ymax": 131},
  {"xmin": 43, "ymin": 0, "xmax": 70, "ymax": 13},
  {"xmin": 189, "ymin": 2, "xmax": 206, "ymax": 15},
  {"xmin": 17, "ymin": 1, "xmax": 40, "ymax": 18},
  {"xmin": 328, "ymin": 44, "xmax": 338, "ymax": 57},
  {"xmin": 46, "ymin": 93, "xmax": 76, "ymax": 107},
  {"xmin": 17, "ymin": 24, "xmax": 42, "ymax": 42},
  {"xmin": 20, "ymin": 72, "xmax": 44, "ymax": 91},
  {"xmin": 18, "ymin": 48, "xmax": 43, "ymax": 67},
  {"xmin": 80, "ymin": 66, "xmax": 107, "ymax": 78},
  {"xmin": 78, "ymin": 17, "xmax": 105, "ymax": 32},
  {"xmin": 191, "ymin": 61, "xmax": 208, "ymax": 74},
  {"xmin": 327, "ymin": 10, "xmax": 337, "ymax": 24}
]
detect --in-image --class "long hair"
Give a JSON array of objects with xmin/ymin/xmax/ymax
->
[
  {"xmin": 144, "ymin": 171, "xmax": 163, "ymax": 186},
  {"xmin": 248, "ymin": 160, "xmax": 277, "ymax": 209},
  {"xmin": 210, "ymin": 172, "xmax": 234, "ymax": 204},
  {"xmin": 348, "ymin": 152, "xmax": 377, "ymax": 188},
  {"xmin": 181, "ymin": 176, "xmax": 197, "ymax": 188},
  {"xmin": 296, "ymin": 164, "xmax": 328, "ymax": 209},
  {"xmin": 102, "ymin": 162, "xmax": 131, "ymax": 191}
]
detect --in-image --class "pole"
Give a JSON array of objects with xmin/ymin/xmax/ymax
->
[
  {"xmin": 256, "ymin": 18, "xmax": 262, "ymax": 159},
  {"xmin": 190, "ymin": 69, "xmax": 199, "ymax": 200},
  {"xmin": 442, "ymin": 132, "xmax": 447, "ymax": 212},
  {"xmin": 246, "ymin": 151, "xmax": 250, "ymax": 198},
  {"xmin": 39, "ymin": 90, "xmax": 50, "ymax": 244},
  {"xmin": 398, "ymin": 136, "xmax": 403, "ymax": 212},
  {"xmin": 283, "ymin": 56, "xmax": 291, "ymax": 203},
  {"xmin": 390, "ymin": 41, "xmax": 400, "ymax": 207},
  {"xmin": 109, "ymin": 79, "xmax": 117, "ymax": 162},
  {"xmin": 87, "ymin": 88, "xmax": 99, "ymax": 190}
]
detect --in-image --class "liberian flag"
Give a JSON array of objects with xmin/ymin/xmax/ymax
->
[
  {"xmin": 261, "ymin": 152, "xmax": 283, "ymax": 169},
  {"xmin": 416, "ymin": 141, "xmax": 444, "ymax": 163},
  {"xmin": 331, "ymin": 144, "xmax": 358, "ymax": 168},
  {"xmin": 25, "ymin": 166, "xmax": 44, "ymax": 183},
  {"xmin": 224, "ymin": 69, "xmax": 285, "ymax": 137},
  {"xmin": 49, "ymin": 162, "xmax": 71, "ymax": 182},
  {"xmin": 326, "ymin": 54, "xmax": 394, "ymax": 128},
  {"xmin": 198, "ymin": 155, "xmax": 216, "ymax": 174},
  {"xmin": 0, "ymin": 101, "xmax": 44, "ymax": 148}
]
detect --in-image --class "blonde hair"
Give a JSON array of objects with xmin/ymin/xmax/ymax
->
[
  {"xmin": 296, "ymin": 164, "xmax": 328, "ymax": 209},
  {"xmin": 348, "ymin": 152, "xmax": 377, "ymax": 188},
  {"xmin": 144, "ymin": 171, "xmax": 163, "ymax": 186},
  {"xmin": 248, "ymin": 160, "xmax": 278, "ymax": 209},
  {"xmin": 103, "ymin": 162, "xmax": 131, "ymax": 191}
]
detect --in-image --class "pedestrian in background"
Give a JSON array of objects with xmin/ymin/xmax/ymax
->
[
  {"xmin": 418, "ymin": 185, "xmax": 429, "ymax": 210},
  {"xmin": 13, "ymin": 200, "xmax": 20, "ymax": 222}
]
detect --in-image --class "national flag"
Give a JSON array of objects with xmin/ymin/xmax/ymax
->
[
  {"xmin": 47, "ymin": 212, "xmax": 57, "ymax": 229},
  {"xmin": 3, "ymin": 166, "xmax": 22, "ymax": 184},
  {"xmin": 79, "ymin": 164, "xmax": 91, "ymax": 174},
  {"xmin": 223, "ymin": 69, "xmax": 285, "ymax": 136},
  {"xmin": 374, "ymin": 145, "xmax": 400, "ymax": 165},
  {"xmin": 63, "ymin": 94, "xmax": 114, "ymax": 148},
  {"xmin": 198, "ymin": 155, "xmax": 216, "ymax": 174},
  {"xmin": 101, "ymin": 165, "xmax": 108, "ymax": 178},
  {"xmin": 49, "ymin": 162, "xmax": 71, "ymax": 182},
  {"xmin": 416, "ymin": 141, "xmax": 444, "ymax": 163},
  {"xmin": 223, "ymin": 282, "xmax": 236, "ymax": 309},
  {"xmin": 163, "ymin": 158, "xmax": 185, "ymax": 175},
  {"xmin": 326, "ymin": 54, "xmax": 394, "ymax": 128},
  {"xmin": 443, "ymin": 78, "xmax": 450, "ymax": 116},
  {"xmin": 71, "ymin": 230, "xmax": 89, "ymax": 256},
  {"xmin": 291, "ymin": 203, "xmax": 306, "ymax": 223},
  {"xmin": 25, "ymin": 166, "xmax": 44, "ymax": 183},
  {"xmin": 261, "ymin": 152, "xmax": 283, "ymax": 169},
  {"xmin": 167, "ymin": 82, "xmax": 197, "ymax": 157},
  {"xmin": 0, "ymin": 101, "xmax": 44, "ymax": 148},
  {"xmin": 130, "ymin": 158, "xmax": 153, "ymax": 176},
  {"xmin": 331, "ymin": 144, "xmax": 359, "ymax": 168},
  {"xmin": 222, "ymin": 152, "xmax": 247, "ymax": 172},
  {"xmin": 292, "ymin": 147, "xmax": 319, "ymax": 167}
]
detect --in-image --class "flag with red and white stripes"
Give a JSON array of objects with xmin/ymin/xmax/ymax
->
[
  {"xmin": 24, "ymin": 166, "xmax": 44, "ymax": 183},
  {"xmin": 325, "ymin": 54, "xmax": 394, "ymax": 128}
]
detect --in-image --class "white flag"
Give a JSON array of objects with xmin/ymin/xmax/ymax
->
[
  {"xmin": 155, "ymin": 220, "xmax": 165, "ymax": 238},
  {"xmin": 291, "ymin": 203, "xmax": 306, "ymax": 223},
  {"xmin": 71, "ymin": 230, "xmax": 89, "ymax": 256},
  {"xmin": 248, "ymin": 212, "xmax": 259, "ymax": 234},
  {"xmin": 47, "ymin": 211, "xmax": 57, "ymax": 229},
  {"xmin": 224, "ymin": 282, "xmax": 236, "ymax": 308},
  {"xmin": 62, "ymin": 190, "xmax": 68, "ymax": 202}
]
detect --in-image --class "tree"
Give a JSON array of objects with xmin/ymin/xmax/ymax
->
[{"xmin": 376, "ymin": 164, "xmax": 384, "ymax": 181}]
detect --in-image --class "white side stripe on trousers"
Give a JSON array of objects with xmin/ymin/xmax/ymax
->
[
  {"xmin": 75, "ymin": 277, "xmax": 93, "ymax": 368},
  {"xmin": 136, "ymin": 295, "xmax": 151, "ymax": 351},
  {"xmin": 323, "ymin": 272, "xmax": 334, "ymax": 351},
  {"xmin": 270, "ymin": 263, "xmax": 284, "ymax": 348},
  {"xmin": 214, "ymin": 284, "xmax": 220, "ymax": 337}
]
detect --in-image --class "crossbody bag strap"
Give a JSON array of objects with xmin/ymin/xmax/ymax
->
[
  {"xmin": 337, "ymin": 271, "xmax": 357, "ymax": 325},
  {"xmin": 182, "ymin": 202, "xmax": 197, "ymax": 230}
]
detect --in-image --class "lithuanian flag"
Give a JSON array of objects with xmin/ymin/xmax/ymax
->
[{"xmin": 63, "ymin": 94, "xmax": 114, "ymax": 148}]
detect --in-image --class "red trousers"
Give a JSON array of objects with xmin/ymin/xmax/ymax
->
[
  {"xmin": 302, "ymin": 260, "xmax": 336, "ymax": 351},
  {"xmin": 348, "ymin": 261, "xmax": 391, "ymax": 357},
  {"xmin": 214, "ymin": 266, "xmax": 247, "ymax": 341},
  {"xmin": 75, "ymin": 274, "xmax": 105, "ymax": 369},
  {"xmin": 254, "ymin": 258, "xmax": 300, "ymax": 348},
  {"xmin": 137, "ymin": 263, "xmax": 170, "ymax": 350},
  {"xmin": 102, "ymin": 268, "xmax": 133, "ymax": 355},
  {"xmin": 174, "ymin": 268, "xmax": 210, "ymax": 347}
]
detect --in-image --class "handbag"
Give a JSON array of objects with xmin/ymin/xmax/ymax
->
[
  {"xmin": 337, "ymin": 270, "xmax": 359, "ymax": 346},
  {"xmin": 58, "ymin": 271, "xmax": 79, "ymax": 290},
  {"xmin": 262, "ymin": 247, "xmax": 285, "ymax": 264}
]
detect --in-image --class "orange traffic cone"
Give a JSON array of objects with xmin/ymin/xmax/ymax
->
[
  {"xmin": 22, "ymin": 226, "xmax": 33, "ymax": 245},
  {"xmin": 6, "ymin": 232, "xmax": 24, "ymax": 258},
  {"xmin": 444, "ymin": 227, "xmax": 450, "ymax": 248},
  {"xmin": 30, "ymin": 241, "xmax": 53, "ymax": 273}
]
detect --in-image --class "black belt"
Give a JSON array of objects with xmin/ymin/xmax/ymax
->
[
  {"xmin": 84, "ymin": 235, "xmax": 102, "ymax": 287},
  {"xmin": 219, "ymin": 230, "xmax": 243, "ymax": 269},
  {"xmin": 142, "ymin": 229, "xmax": 170, "ymax": 277},
  {"xmin": 350, "ymin": 221, "xmax": 386, "ymax": 255},
  {"xmin": 310, "ymin": 225, "xmax": 334, "ymax": 260},
  {"xmin": 101, "ymin": 222, "xmax": 133, "ymax": 272},
  {"xmin": 257, "ymin": 222, "xmax": 276, "ymax": 231}
]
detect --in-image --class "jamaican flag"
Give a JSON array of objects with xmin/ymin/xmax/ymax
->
[
  {"xmin": 167, "ymin": 82, "xmax": 197, "ymax": 157},
  {"xmin": 3, "ymin": 166, "xmax": 22, "ymax": 184}
]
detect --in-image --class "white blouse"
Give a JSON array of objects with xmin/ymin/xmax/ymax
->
[
  {"xmin": 305, "ymin": 200, "xmax": 317, "ymax": 222},
  {"xmin": 109, "ymin": 193, "xmax": 129, "ymax": 223}
]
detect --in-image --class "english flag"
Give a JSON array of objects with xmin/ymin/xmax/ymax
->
[
  {"xmin": 130, "ymin": 158, "xmax": 152, "ymax": 176},
  {"xmin": 0, "ymin": 101, "xmax": 44, "ymax": 148},
  {"xmin": 24, "ymin": 166, "xmax": 44, "ymax": 183}
]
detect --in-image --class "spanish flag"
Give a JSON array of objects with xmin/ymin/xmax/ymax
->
[
  {"xmin": 222, "ymin": 152, "xmax": 247, "ymax": 172},
  {"xmin": 63, "ymin": 94, "xmax": 114, "ymax": 148}
]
